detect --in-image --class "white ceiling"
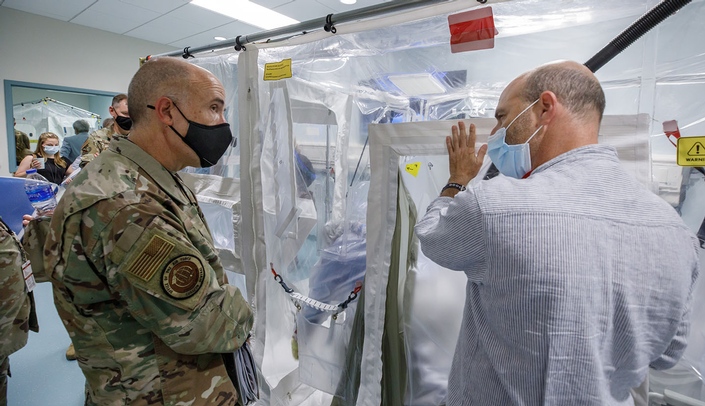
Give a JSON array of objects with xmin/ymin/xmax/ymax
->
[{"xmin": 0, "ymin": 0, "xmax": 389, "ymax": 50}]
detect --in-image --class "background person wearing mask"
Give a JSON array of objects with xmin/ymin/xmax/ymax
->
[
  {"xmin": 45, "ymin": 57, "xmax": 253, "ymax": 405},
  {"xmin": 79, "ymin": 93, "xmax": 130, "ymax": 167},
  {"xmin": 415, "ymin": 61, "xmax": 700, "ymax": 405},
  {"xmin": 61, "ymin": 119, "xmax": 91, "ymax": 164},
  {"xmin": 14, "ymin": 132, "xmax": 69, "ymax": 184}
]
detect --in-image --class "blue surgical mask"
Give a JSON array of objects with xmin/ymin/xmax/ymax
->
[{"xmin": 487, "ymin": 99, "xmax": 543, "ymax": 179}]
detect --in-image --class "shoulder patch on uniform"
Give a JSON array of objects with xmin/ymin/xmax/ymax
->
[
  {"xmin": 161, "ymin": 255, "xmax": 205, "ymax": 299},
  {"xmin": 126, "ymin": 235, "xmax": 175, "ymax": 281}
]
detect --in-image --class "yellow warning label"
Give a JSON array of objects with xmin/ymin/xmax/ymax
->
[
  {"xmin": 677, "ymin": 136, "xmax": 705, "ymax": 166},
  {"xmin": 405, "ymin": 162, "xmax": 421, "ymax": 177},
  {"xmin": 263, "ymin": 59, "xmax": 292, "ymax": 81}
]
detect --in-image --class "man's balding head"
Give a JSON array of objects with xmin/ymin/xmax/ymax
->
[
  {"xmin": 128, "ymin": 57, "xmax": 201, "ymax": 127},
  {"xmin": 520, "ymin": 61, "xmax": 605, "ymax": 123}
]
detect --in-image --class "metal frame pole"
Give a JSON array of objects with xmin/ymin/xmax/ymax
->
[{"xmin": 146, "ymin": 0, "xmax": 454, "ymax": 59}]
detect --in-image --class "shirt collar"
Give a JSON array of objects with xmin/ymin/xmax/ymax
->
[
  {"xmin": 109, "ymin": 137, "xmax": 192, "ymax": 206},
  {"xmin": 530, "ymin": 144, "xmax": 618, "ymax": 176}
]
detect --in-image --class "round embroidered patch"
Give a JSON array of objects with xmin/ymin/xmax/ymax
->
[{"xmin": 162, "ymin": 255, "xmax": 205, "ymax": 299}]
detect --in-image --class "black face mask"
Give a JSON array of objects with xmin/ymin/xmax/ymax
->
[
  {"xmin": 147, "ymin": 102, "xmax": 232, "ymax": 168},
  {"xmin": 114, "ymin": 115, "xmax": 132, "ymax": 131}
]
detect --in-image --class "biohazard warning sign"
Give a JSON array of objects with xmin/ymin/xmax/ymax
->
[{"xmin": 677, "ymin": 136, "xmax": 705, "ymax": 166}]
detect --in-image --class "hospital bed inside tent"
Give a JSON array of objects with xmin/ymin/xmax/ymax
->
[
  {"xmin": 162, "ymin": 0, "xmax": 705, "ymax": 404},
  {"xmin": 13, "ymin": 97, "xmax": 101, "ymax": 150}
]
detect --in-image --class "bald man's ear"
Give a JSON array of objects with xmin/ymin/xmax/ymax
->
[
  {"xmin": 537, "ymin": 91, "xmax": 558, "ymax": 125},
  {"xmin": 152, "ymin": 97, "xmax": 177, "ymax": 126}
]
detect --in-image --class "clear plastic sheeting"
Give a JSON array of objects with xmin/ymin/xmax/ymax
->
[
  {"xmin": 179, "ymin": 172, "xmax": 245, "ymax": 294},
  {"xmin": 13, "ymin": 97, "xmax": 101, "ymax": 149},
  {"xmin": 186, "ymin": 54, "xmax": 241, "ymax": 179},
  {"xmin": 186, "ymin": 0, "xmax": 705, "ymax": 405}
]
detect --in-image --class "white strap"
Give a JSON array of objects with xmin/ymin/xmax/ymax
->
[{"xmin": 289, "ymin": 292, "xmax": 340, "ymax": 312}]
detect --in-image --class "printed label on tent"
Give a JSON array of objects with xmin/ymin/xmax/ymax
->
[
  {"xmin": 405, "ymin": 162, "xmax": 421, "ymax": 177},
  {"xmin": 448, "ymin": 7, "xmax": 498, "ymax": 54},
  {"xmin": 677, "ymin": 136, "xmax": 705, "ymax": 166},
  {"xmin": 264, "ymin": 59, "xmax": 293, "ymax": 81}
]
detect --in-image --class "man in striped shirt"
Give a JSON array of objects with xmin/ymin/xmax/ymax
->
[{"xmin": 415, "ymin": 61, "xmax": 700, "ymax": 405}]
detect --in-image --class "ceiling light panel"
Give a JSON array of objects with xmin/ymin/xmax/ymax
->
[
  {"xmin": 191, "ymin": 0, "xmax": 299, "ymax": 30},
  {"xmin": 388, "ymin": 73, "xmax": 447, "ymax": 96}
]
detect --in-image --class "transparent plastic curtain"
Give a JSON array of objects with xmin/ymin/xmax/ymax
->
[
  {"xmin": 187, "ymin": 54, "xmax": 241, "ymax": 179},
  {"xmin": 13, "ymin": 98, "xmax": 101, "ymax": 148},
  {"xmin": 211, "ymin": 0, "xmax": 705, "ymax": 404}
]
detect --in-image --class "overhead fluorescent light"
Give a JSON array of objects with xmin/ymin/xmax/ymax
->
[
  {"xmin": 340, "ymin": 0, "xmax": 357, "ymax": 4},
  {"xmin": 388, "ymin": 73, "xmax": 447, "ymax": 96},
  {"xmin": 191, "ymin": 0, "xmax": 299, "ymax": 30}
]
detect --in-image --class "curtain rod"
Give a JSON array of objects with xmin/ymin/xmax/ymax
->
[{"xmin": 145, "ymin": 0, "xmax": 477, "ymax": 60}]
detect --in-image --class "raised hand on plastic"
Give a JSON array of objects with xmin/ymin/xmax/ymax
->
[{"xmin": 442, "ymin": 121, "xmax": 487, "ymax": 197}]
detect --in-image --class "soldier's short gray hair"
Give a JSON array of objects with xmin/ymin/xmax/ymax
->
[{"xmin": 128, "ymin": 58, "xmax": 193, "ymax": 126}]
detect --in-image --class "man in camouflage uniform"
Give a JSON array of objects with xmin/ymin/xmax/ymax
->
[
  {"xmin": 45, "ymin": 57, "xmax": 253, "ymax": 405},
  {"xmin": 79, "ymin": 93, "xmax": 131, "ymax": 167},
  {"xmin": 0, "ymin": 216, "xmax": 37, "ymax": 406}
]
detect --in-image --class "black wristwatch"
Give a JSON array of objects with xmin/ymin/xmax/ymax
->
[{"xmin": 441, "ymin": 182, "xmax": 466, "ymax": 193}]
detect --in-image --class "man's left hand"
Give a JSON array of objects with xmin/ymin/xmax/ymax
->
[{"xmin": 446, "ymin": 121, "xmax": 487, "ymax": 187}]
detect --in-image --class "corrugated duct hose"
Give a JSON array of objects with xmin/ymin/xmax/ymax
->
[
  {"xmin": 485, "ymin": 0, "xmax": 694, "ymax": 179},
  {"xmin": 584, "ymin": 0, "xmax": 692, "ymax": 72},
  {"xmin": 583, "ymin": 0, "xmax": 705, "ymax": 250}
]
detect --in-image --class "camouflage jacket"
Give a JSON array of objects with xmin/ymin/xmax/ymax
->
[
  {"xmin": 45, "ymin": 137, "xmax": 253, "ymax": 406},
  {"xmin": 79, "ymin": 126, "xmax": 125, "ymax": 167},
  {"xmin": 0, "ymin": 217, "xmax": 30, "ymax": 359}
]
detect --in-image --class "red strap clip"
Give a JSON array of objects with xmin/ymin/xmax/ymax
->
[{"xmin": 663, "ymin": 120, "xmax": 681, "ymax": 147}]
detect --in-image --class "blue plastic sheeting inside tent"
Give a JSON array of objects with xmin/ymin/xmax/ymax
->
[{"xmin": 0, "ymin": 177, "xmax": 35, "ymax": 235}]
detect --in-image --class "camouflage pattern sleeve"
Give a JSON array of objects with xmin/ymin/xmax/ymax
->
[
  {"xmin": 0, "ymin": 220, "xmax": 30, "ymax": 359},
  {"xmin": 88, "ymin": 195, "xmax": 253, "ymax": 355},
  {"xmin": 79, "ymin": 133, "xmax": 101, "ymax": 167}
]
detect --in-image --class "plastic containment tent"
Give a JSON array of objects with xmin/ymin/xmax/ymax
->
[
  {"xmin": 13, "ymin": 97, "xmax": 101, "ymax": 150},
  {"xmin": 161, "ymin": 0, "xmax": 705, "ymax": 404}
]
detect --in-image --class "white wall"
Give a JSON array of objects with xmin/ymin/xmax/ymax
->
[{"xmin": 0, "ymin": 7, "xmax": 177, "ymax": 176}]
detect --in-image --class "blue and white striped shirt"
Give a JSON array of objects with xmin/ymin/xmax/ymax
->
[{"xmin": 415, "ymin": 144, "xmax": 700, "ymax": 405}]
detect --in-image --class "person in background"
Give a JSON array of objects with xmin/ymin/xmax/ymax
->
[
  {"xmin": 14, "ymin": 132, "xmax": 70, "ymax": 185},
  {"xmin": 102, "ymin": 117, "xmax": 114, "ymax": 129},
  {"xmin": 0, "ymin": 184, "xmax": 38, "ymax": 405},
  {"xmin": 60, "ymin": 119, "xmax": 90, "ymax": 164},
  {"xmin": 79, "ymin": 93, "xmax": 130, "ymax": 167},
  {"xmin": 415, "ymin": 61, "xmax": 700, "ymax": 405},
  {"xmin": 45, "ymin": 57, "xmax": 253, "ymax": 405},
  {"xmin": 14, "ymin": 118, "xmax": 32, "ymax": 166},
  {"xmin": 294, "ymin": 144, "xmax": 316, "ymax": 198}
]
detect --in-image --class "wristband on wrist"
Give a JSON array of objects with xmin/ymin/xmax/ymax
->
[{"xmin": 441, "ymin": 182, "xmax": 466, "ymax": 193}]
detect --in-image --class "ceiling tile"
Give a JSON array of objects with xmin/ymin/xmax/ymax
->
[
  {"xmin": 168, "ymin": 20, "xmax": 262, "ymax": 49},
  {"xmin": 251, "ymin": 0, "xmax": 294, "ymax": 9},
  {"xmin": 1, "ymin": 0, "xmax": 95, "ymax": 21},
  {"xmin": 274, "ymin": 0, "xmax": 336, "ymax": 21},
  {"xmin": 321, "ymin": 0, "xmax": 392, "ymax": 14},
  {"xmin": 70, "ymin": 0, "xmax": 165, "ymax": 33},
  {"xmin": 117, "ymin": 0, "xmax": 189, "ymax": 14},
  {"xmin": 124, "ymin": 4, "xmax": 235, "ymax": 45}
]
